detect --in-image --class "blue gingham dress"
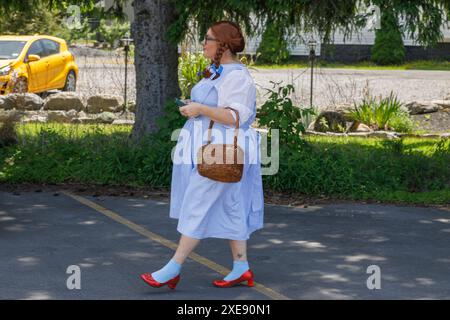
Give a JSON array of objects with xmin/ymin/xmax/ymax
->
[{"xmin": 169, "ymin": 63, "xmax": 264, "ymax": 240}]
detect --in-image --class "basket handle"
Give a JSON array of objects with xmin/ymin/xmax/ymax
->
[{"xmin": 206, "ymin": 107, "xmax": 240, "ymax": 148}]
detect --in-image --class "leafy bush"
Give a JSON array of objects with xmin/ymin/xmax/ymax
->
[
  {"xmin": 257, "ymin": 82, "xmax": 315, "ymax": 150},
  {"xmin": 256, "ymin": 22, "xmax": 290, "ymax": 64},
  {"xmin": 371, "ymin": 10, "xmax": 405, "ymax": 65},
  {"xmin": 313, "ymin": 111, "xmax": 347, "ymax": 133},
  {"xmin": 178, "ymin": 52, "xmax": 209, "ymax": 99},
  {"xmin": 346, "ymin": 92, "xmax": 411, "ymax": 131},
  {"xmin": 98, "ymin": 18, "xmax": 130, "ymax": 49},
  {"xmin": 0, "ymin": 2, "xmax": 63, "ymax": 36},
  {"xmin": 388, "ymin": 110, "xmax": 414, "ymax": 133}
]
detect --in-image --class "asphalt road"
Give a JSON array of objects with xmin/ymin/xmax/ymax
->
[{"xmin": 1, "ymin": 190, "xmax": 450, "ymax": 300}]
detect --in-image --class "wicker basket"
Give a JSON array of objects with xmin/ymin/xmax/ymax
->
[{"xmin": 197, "ymin": 107, "xmax": 244, "ymax": 183}]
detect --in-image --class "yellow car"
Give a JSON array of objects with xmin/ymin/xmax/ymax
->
[{"xmin": 0, "ymin": 35, "xmax": 78, "ymax": 95}]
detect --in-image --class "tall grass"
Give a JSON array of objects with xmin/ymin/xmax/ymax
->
[
  {"xmin": 346, "ymin": 91, "xmax": 412, "ymax": 132},
  {"xmin": 178, "ymin": 52, "xmax": 210, "ymax": 99}
]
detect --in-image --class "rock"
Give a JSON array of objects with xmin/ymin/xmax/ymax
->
[
  {"xmin": 86, "ymin": 94, "xmax": 124, "ymax": 113},
  {"xmin": 112, "ymin": 119, "xmax": 134, "ymax": 125},
  {"xmin": 367, "ymin": 131, "xmax": 400, "ymax": 139},
  {"xmin": 332, "ymin": 104, "xmax": 352, "ymax": 114},
  {"xmin": 405, "ymin": 101, "xmax": 439, "ymax": 115},
  {"xmin": 421, "ymin": 134, "xmax": 442, "ymax": 138},
  {"xmin": 77, "ymin": 110, "xmax": 87, "ymax": 118},
  {"xmin": 126, "ymin": 101, "xmax": 136, "ymax": 113},
  {"xmin": 22, "ymin": 113, "xmax": 47, "ymax": 123},
  {"xmin": 0, "ymin": 109, "xmax": 23, "ymax": 122},
  {"xmin": 76, "ymin": 117, "xmax": 98, "ymax": 124},
  {"xmin": 116, "ymin": 111, "xmax": 135, "ymax": 121},
  {"xmin": 313, "ymin": 111, "xmax": 347, "ymax": 133},
  {"xmin": 47, "ymin": 110, "xmax": 78, "ymax": 123},
  {"xmin": 304, "ymin": 130, "xmax": 329, "ymax": 136},
  {"xmin": 66, "ymin": 109, "xmax": 78, "ymax": 118},
  {"xmin": 1, "ymin": 93, "xmax": 43, "ymax": 111},
  {"xmin": 95, "ymin": 112, "xmax": 118, "ymax": 124},
  {"xmin": 0, "ymin": 95, "xmax": 15, "ymax": 110},
  {"xmin": 43, "ymin": 92, "xmax": 85, "ymax": 111},
  {"xmin": 431, "ymin": 100, "xmax": 450, "ymax": 110},
  {"xmin": 355, "ymin": 123, "xmax": 372, "ymax": 132},
  {"xmin": 348, "ymin": 132, "xmax": 371, "ymax": 137},
  {"xmin": 307, "ymin": 121, "xmax": 315, "ymax": 131}
]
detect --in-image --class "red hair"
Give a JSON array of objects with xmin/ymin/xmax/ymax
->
[{"xmin": 201, "ymin": 21, "xmax": 245, "ymax": 80}]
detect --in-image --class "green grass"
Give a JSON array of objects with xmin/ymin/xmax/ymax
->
[
  {"xmin": 254, "ymin": 59, "xmax": 450, "ymax": 71},
  {"xmin": 0, "ymin": 123, "xmax": 449, "ymax": 205}
]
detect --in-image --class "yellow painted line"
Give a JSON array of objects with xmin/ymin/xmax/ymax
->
[{"xmin": 61, "ymin": 191, "xmax": 290, "ymax": 300}]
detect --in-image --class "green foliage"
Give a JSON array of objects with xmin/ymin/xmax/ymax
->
[
  {"xmin": 347, "ymin": 92, "xmax": 411, "ymax": 132},
  {"xmin": 257, "ymin": 82, "xmax": 315, "ymax": 150},
  {"xmin": 256, "ymin": 21, "xmax": 290, "ymax": 64},
  {"xmin": 1, "ymin": 123, "xmax": 449, "ymax": 205},
  {"xmin": 314, "ymin": 111, "xmax": 347, "ymax": 133},
  {"xmin": 153, "ymin": 100, "xmax": 187, "ymax": 142},
  {"xmin": 371, "ymin": 9, "xmax": 405, "ymax": 65},
  {"xmin": 178, "ymin": 52, "xmax": 209, "ymax": 99},
  {"xmin": 1, "ymin": 0, "xmax": 449, "ymax": 49},
  {"xmin": 388, "ymin": 110, "xmax": 414, "ymax": 133},
  {"xmin": 0, "ymin": 1, "xmax": 66, "ymax": 36},
  {"xmin": 98, "ymin": 17, "xmax": 130, "ymax": 49}
]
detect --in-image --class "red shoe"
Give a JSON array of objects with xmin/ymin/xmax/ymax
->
[
  {"xmin": 213, "ymin": 270, "xmax": 254, "ymax": 288},
  {"xmin": 140, "ymin": 273, "xmax": 180, "ymax": 289}
]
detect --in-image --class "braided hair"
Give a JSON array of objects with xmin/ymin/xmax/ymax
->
[{"xmin": 201, "ymin": 21, "xmax": 245, "ymax": 80}]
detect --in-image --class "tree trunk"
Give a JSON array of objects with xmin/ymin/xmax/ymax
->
[{"xmin": 130, "ymin": 0, "xmax": 180, "ymax": 142}]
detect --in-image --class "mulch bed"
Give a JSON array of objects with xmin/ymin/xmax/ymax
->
[{"xmin": 411, "ymin": 109, "xmax": 450, "ymax": 133}]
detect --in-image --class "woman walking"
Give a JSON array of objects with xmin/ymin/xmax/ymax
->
[{"xmin": 140, "ymin": 20, "xmax": 264, "ymax": 289}]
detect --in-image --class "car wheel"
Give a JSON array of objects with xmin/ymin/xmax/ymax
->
[
  {"xmin": 62, "ymin": 70, "xmax": 76, "ymax": 92},
  {"xmin": 9, "ymin": 77, "xmax": 28, "ymax": 93}
]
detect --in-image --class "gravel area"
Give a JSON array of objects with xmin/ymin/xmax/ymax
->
[
  {"xmin": 248, "ymin": 67, "xmax": 450, "ymax": 109},
  {"xmin": 75, "ymin": 55, "xmax": 450, "ymax": 110},
  {"xmin": 72, "ymin": 48, "xmax": 450, "ymax": 132}
]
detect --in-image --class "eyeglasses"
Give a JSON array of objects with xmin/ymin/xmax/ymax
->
[{"xmin": 204, "ymin": 35, "xmax": 218, "ymax": 44}]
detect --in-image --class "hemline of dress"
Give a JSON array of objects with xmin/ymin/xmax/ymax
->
[{"xmin": 174, "ymin": 221, "xmax": 263, "ymax": 241}]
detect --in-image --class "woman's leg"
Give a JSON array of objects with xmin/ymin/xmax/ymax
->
[
  {"xmin": 229, "ymin": 240, "xmax": 247, "ymax": 261},
  {"xmin": 172, "ymin": 234, "xmax": 201, "ymax": 264},
  {"xmin": 222, "ymin": 240, "xmax": 250, "ymax": 281},
  {"xmin": 150, "ymin": 234, "xmax": 200, "ymax": 283}
]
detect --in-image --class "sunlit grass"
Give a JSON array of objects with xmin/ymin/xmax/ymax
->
[
  {"xmin": 1, "ymin": 123, "xmax": 449, "ymax": 205},
  {"xmin": 255, "ymin": 59, "xmax": 450, "ymax": 71}
]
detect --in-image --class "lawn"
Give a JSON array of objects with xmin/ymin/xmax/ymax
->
[
  {"xmin": 0, "ymin": 122, "xmax": 449, "ymax": 205},
  {"xmin": 254, "ymin": 59, "xmax": 450, "ymax": 71}
]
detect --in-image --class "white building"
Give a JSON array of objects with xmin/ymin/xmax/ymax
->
[{"xmin": 107, "ymin": 1, "xmax": 450, "ymax": 61}]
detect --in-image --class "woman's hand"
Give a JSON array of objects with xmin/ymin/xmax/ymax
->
[{"xmin": 179, "ymin": 102, "xmax": 204, "ymax": 119}]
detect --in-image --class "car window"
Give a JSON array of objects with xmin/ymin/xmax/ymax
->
[
  {"xmin": 0, "ymin": 41, "xmax": 26, "ymax": 59},
  {"xmin": 27, "ymin": 40, "xmax": 46, "ymax": 58},
  {"xmin": 42, "ymin": 39, "xmax": 60, "ymax": 56}
]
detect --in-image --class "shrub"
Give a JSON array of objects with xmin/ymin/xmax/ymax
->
[
  {"xmin": 178, "ymin": 52, "xmax": 209, "ymax": 99},
  {"xmin": 388, "ymin": 110, "xmax": 414, "ymax": 133},
  {"xmin": 313, "ymin": 111, "xmax": 347, "ymax": 133},
  {"xmin": 98, "ymin": 18, "xmax": 130, "ymax": 49},
  {"xmin": 371, "ymin": 10, "xmax": 405, "ymax": 65},
  {"xmin": 257, "ymin": 82, "xmax": 315, "ymax": 150},
  {"xmin": 256, "ymin": 22, "xmax": 290, "ymax": 64},
  {"xmin": 0, "ymin": 112, "xmax": 21, "ymax": 148},
  {"xmin": 346, "ymin": 92, "xmax": 410, "ymax": 131}
]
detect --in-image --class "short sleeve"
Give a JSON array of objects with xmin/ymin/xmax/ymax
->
[{"xmin": 217, "ymin": 69, "xmax": 256, "ymax": 128}]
